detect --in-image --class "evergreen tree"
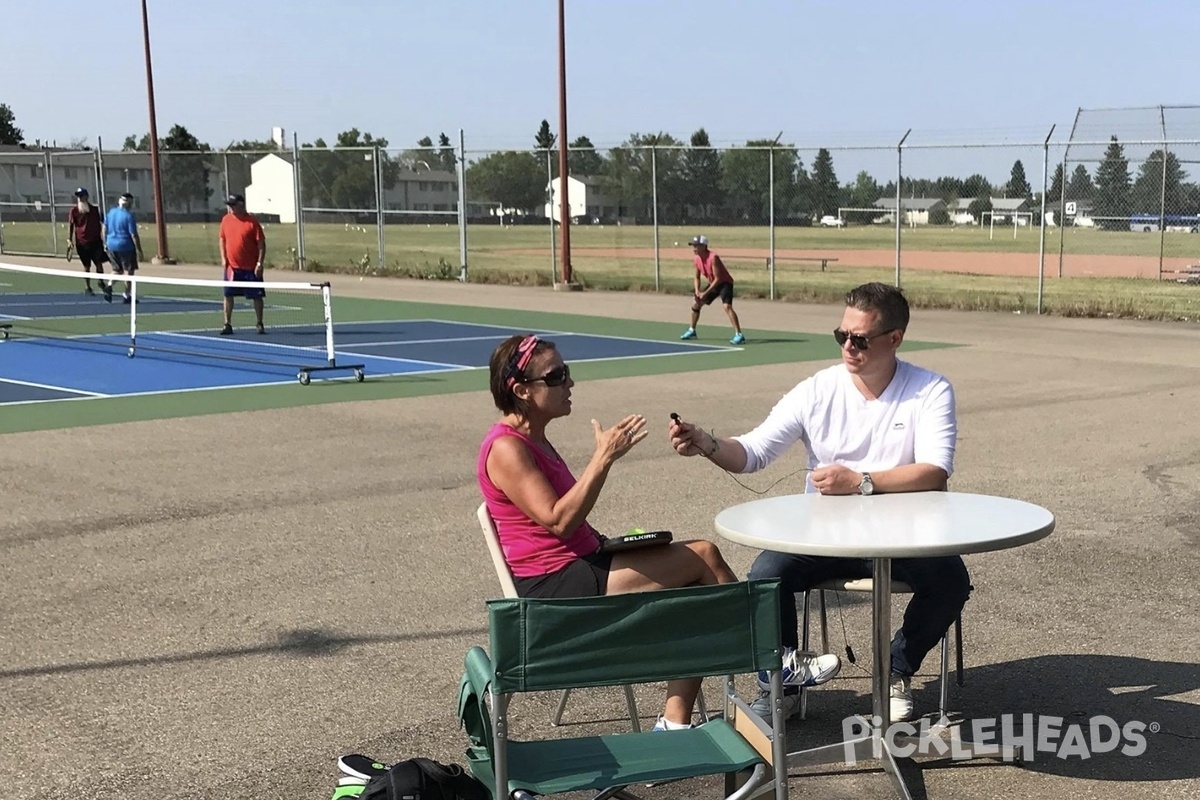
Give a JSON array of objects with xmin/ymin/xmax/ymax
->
[
  {"xmin": 1006, "ymin": 159, "xmax": 1032, "ymax": 200},
  {"xmin": 810, "ymin": 148, "xmax": 840, "ymax": 217},
  {"xmin": 680, "ymin": 128, "xmax": 723, "ymax": 220},
  {"xmin": 0, "ymin": 103, "xmax": 24, "ymax": 145},
  {"xmin": 1093, "ymin": 136, "xmax": 1131, "ymax": 228}
]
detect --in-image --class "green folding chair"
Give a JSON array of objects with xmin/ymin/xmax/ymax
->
[{"xmin": 458, "ymin": 580, "xmax": 790, "ymax": 800}]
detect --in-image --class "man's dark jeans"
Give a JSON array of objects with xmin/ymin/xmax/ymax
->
[{"xmin": 748, "ymin": 550, "xmax": 971, "ymax": 677}]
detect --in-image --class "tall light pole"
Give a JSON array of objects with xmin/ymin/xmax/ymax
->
[
  {"xmin": 140, "ymin": 0, "xmax": 170, "ymax": 263},
  {"xmin": 556, "ymin": 0, "xmax": 575, "ymax": 287}
]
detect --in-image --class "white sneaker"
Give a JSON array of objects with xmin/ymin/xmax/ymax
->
[
  {"xmin": 890, "ymin": 676, "xmax": 914, "ymax": 722},
  {"xmin": 748, "ymin": 689, "xmax": 802, "ymax": 723},
  {"xmin": 651, "ymin": 715, "xmax": 695, "ymax": 732},
  {"xmin": 758, "ymin": 648, "xmax": 842, "ymax": 690}
]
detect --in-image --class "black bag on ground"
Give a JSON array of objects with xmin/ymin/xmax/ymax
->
[{"xmin": 359, "ymin": 758, "xmax": 488, "ymax": 800}]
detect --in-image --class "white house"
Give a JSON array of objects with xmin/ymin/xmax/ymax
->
[
  {"xmin": 545, "ymin": 175, "xmax": 618, "ymax": 223},
  {"xmin": 245, "ymin": 153, "xmax": 296, "ymax": 223},
  {"xmin": 871, "ymin": 197, "xmax": 947, "ymax": 225}
]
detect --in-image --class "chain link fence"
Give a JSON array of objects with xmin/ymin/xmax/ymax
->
[{"xmin": 4, "ymin": 113, "xmax": 1200, "ymax": 315}]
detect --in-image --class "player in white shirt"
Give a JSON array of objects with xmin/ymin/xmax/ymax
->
[{"xmin": 669, "ymin": 282, "xmax": 970, "ymax": 723}]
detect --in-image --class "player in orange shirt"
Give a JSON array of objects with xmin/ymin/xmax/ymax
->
[{"xmin": 217, "ymin": 194, "xmax": 266, "ymax": 335}]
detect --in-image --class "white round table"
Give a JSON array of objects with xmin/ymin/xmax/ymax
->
[{"xmin": 715, "ymin": 491, "xmax": 1055, "ymax": 799}]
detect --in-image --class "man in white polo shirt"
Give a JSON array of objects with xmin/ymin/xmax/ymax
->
[{"xmin": 668, "ymin": 282, "xmax": 968, "ymax": 723}]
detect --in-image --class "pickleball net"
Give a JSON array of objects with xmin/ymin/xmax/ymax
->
[{"xmin": 0, "ymin": 261, "xmax": 365, "ymax": 383}]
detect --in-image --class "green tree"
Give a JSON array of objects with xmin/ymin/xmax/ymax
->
[
  {"xmin": 161, "ymin": 125, "xmax": 212, "ymax": 213},
  {"xmin": 123, "ymin": 133, "xmax": 151, "ymax": 152},
  {"xmin": 533, "ymin": 120, "xmax": 558, "ymax": 177},
  {"xmin": 1132, "ymin": 149, "xmax": 1188, "ymax": 214},
  {"xmin": 302, "ymin": 129, "xmax": 400, "ymax": 210},
  {"xmin": 961, "ymin": 174, "xmax": 991, "ymax": 201},
  {"xmin": 603, "ymin": 132, "xmax": 684, "ymax": 222},
  {"xmin": 809, "ymin": 148, "xmax": 840, "ymax": 217},
  {"xmin": 845, "ymin": 170, "xmax": 882, "ymax": 223},
  {"xmin": 1067, "ymin": 164, "xmax": 1094, "ymax": 201},
  {"xmin": 719, "ymin": 140, "xmax": 803, "ymax": 223},
  {"xmin": 0, "ymin": 103, "xmax": 22, "ymax": 145},
  {"xmin": 1048, "ymin": 163, "xmax": 1065, "ymax": 202},
  {"xmin": 567, "ymin": 135, "xmax": 604, "ymax": 177},
  {"xmin": 967, "ymin": 195, "xmax": 993, "ymax": 223},
  {"xmin": 464, "ymin": 150, "xmax": 545, "ymax": 213},
  {"xmin": 437, "ymin": 132, "xmax": 457, "ymax": 173},
  {"xmin": 1006, "ymin": 159, "xmax": 1032, "ymax": 200},
  {"xmin": 679, "ymin": 128, "xmax": 723, "ymax": 221},
  {"xmin": 1093, "ymin": 136, "xmax": 1132, "ymax": 228}
]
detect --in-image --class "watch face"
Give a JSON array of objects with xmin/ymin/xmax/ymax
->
[{"xmin": 861, "ymin": 475, "xmax": 874, "ymax": 495}]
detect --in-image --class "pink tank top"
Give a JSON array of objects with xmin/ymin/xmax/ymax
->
[{"xmin": 477, "ymin": 422, "xmax": 601, "ymax": 578}]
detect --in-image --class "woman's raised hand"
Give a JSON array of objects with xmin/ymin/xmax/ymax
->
[{"xmin": 592, "ymin": 414, "xmax": 648, "ymax": 463}]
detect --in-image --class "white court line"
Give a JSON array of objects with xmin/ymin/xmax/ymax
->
[
  {"xmin": 0, "ymin": 365, "xmax": 464, "ymax": 406},
  {"xmin": 151, "ymin": 331, "xmax": 472, "ymax": 371},
  {"xmin": 0, "ymin": 376, "xmax": 108, "ymax": 397},
  {"xmin": 336, "ymin": 333, "xmax": 512, "ymax": 348}
]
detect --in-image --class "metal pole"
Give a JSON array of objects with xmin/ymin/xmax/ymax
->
[
  {"xmin": 457, "ymin": 128, "xmax": 469, "ymax": 281},
  {"xmin": 96, "ymin": 137, "xmax": 107, "ymax": 211},
  {"xmin": 651, "ymin": 146, "xmax": 660, "ymax": 291},
  {"xmin": 293, "ymin": 133, "xmax": 306, "ymax": 271},
  {"xmin": 222, "ymin": 151, "xmax": 230, "ymax": 200},
  {"xmin": 141, "ymin": 0, "xmax": 170, "ymax": 262},
  {"xmin": 556, "ymin": 0, "xmax": 573, "ymax": 286},
  {"xmin": 1058, "ymin": 107, "xmax": 1082, "ymax": 279},
  {"xmin": 546, "ymin": 148, "xmax": 557, "ymax": 283},
  {"xmin": 895, "ymin": 129, "xmax": 911, "ymax": 287},
  {"xmin": 45, "ymin": 149, "xmax": 59, "ymax": 255},
  {"xmin": 1157, "ymin": 105, "xmax": 1168, "ymax": 280},
  {"xmin": 769, "ymin": 144, "xmax": 776, "ymax": 301},
  {"xmin": 1038, "ymin": 125, "xmax": 1056, "ymax": 315},
  {"xmin": 374, "ymin": 145, "xmax": 385, "ymax": 271}
]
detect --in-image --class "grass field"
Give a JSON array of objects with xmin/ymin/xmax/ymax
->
[{"xmin": 5, "ymin": 220, "xmax": 1200, "ymax": 320}]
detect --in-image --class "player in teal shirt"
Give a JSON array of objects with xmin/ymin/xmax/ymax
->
[{"xmin": 103, "ymin": 193, "xmax": 145, "ymax": 303}]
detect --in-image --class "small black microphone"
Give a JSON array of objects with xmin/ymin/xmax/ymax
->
[{"xmin": 670, "ymin": 412, "xmax": 682, "ymax": 425}]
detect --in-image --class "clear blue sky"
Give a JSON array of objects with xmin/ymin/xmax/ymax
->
[{"xmin": 4, "ymin": 0, "xmax": 1199, "ymax": 182}]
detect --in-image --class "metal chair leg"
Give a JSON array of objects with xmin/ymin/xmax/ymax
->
[
  {"xmin": 623, "ymin": 684, "xmax": 641, "ymax": 732},
  {"xmin": 799, "ymin": 590, "xmax": 812, "ymax": 720},
  {"xmin": 938, "ymin": 632, "xmax": 949, "ymax": 718},
  {"xmin": 955, "ymin": 614, "xmax": 965, "ymax": 686},
  {"xmin": 552, "ymin": 688, "xmax": 572, "ymax": 726}
]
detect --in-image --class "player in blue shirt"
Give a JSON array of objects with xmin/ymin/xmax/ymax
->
[{"xmin": 103, "ymin": 193, "xmax": 145, "ymax": 303}]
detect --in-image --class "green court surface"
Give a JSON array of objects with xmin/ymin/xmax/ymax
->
[{"xmin": 0, "ymin": 294, "xmax": 954, "ymax": 434}]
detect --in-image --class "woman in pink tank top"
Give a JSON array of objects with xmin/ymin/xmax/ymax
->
[{"xmin": 478, "ymin": 334, "xmax": 738, "ymax": 730}]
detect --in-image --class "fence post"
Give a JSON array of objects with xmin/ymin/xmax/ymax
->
[
  {"xmin": 292, "ymin": 133, "xmax": 306, "ymax": 271},
  {"xmin": 1157, "ymin": 105, "xmax": 1168, "ymax": 281},
  {"xmin": 651, "ymin": 145, "xmax": 660, "ymax": 291},
  {"xmin": 45, "ymin": 149, "xmax": 60, "ymax": 255},
  {"xmin": 769, "ymin": 144, "xmax": 776, "ymax": 301},
  {"xmin": 894, "ymin": 129, "xmax": 911, "ymax": 287},
  {"xmin": 1038, "ymin": 125, "xmax": 1056, "ymax": 315},
  {"xmin": 222, "ymin": 152, "xmax": 230, "ymax": 202},
  {"xmin": 546, "ymin": 148, "xmax": 557, "ymax": 284},
  {"xmin": 96, "ymin": 138, "xmax": 107, "ymax": 212},
  {"xmin": 374, "ymin": 144, "xmax": 385, "ymax": 271},
  {"xmin": 457, "ymin": 128, "xmax": 468, "ymax": 282}
]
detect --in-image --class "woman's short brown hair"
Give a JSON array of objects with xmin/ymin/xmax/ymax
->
[{"xmin": 488, "ymin": 334, "xmax": 558, "ymax": 415}]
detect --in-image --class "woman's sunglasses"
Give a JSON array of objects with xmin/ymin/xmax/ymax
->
[
  {"xmin": 525, "ymin": 363, "xmax": 571, "ymax": 387},
  {"xmin": 833, "ymin": 328, "xmax": 894, "ymax": 351}
]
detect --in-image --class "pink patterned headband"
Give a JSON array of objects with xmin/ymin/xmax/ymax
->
[{"xmin": 505, "ymin": 335, "xmax": 541, "ymax": 388}]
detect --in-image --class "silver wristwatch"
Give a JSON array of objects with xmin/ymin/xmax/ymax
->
[{"xmin": 859, "ymin": 472, "xmax": 875, "ymax": 496}]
